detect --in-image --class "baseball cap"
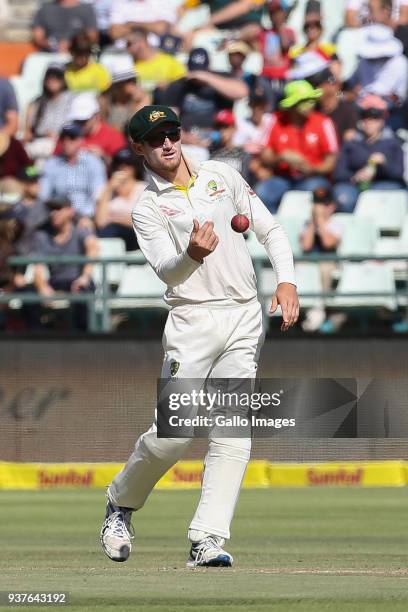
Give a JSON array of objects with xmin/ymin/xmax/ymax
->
[
  {"xmin": 18, "ymin": 165, "xmax": 41, "ymax": 182},
  {"xmin": 112, "ymin": 147, "xmax": 139, "ymax": 166},
  {"xmin": 268, "ymin": 0, "xmax": 290, "ymax": 12},
  {"xmin": 280, "ymin": 80, "xmax": 322, "ymax": 108},
  {"xmin": 45, "ymin": 197, "xmax": 73, "ymax": 210},
  {"xmin": 67, "ymin": 93, "xmax": 100, "ymax": 122},
  {"xmin": 313, "ymin": 186, "xmax": 333, "ymax": 204},
  {"xmin": 214, "ymin": 109, "xmax": 235, "ymax": 127},
  {"xmin": 187, "ymin": 48, "xmax": 210, "ymax": 71},
  {"xmin": 128, "ymin": 105, "xmax": 181, "ymax": 142},
  {"xmin": 60, "ymin": 122, "xmax": 83, "ymax": 139}
]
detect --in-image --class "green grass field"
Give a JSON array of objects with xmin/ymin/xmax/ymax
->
[{"xmin": 0, "ymin": 488, "xmax": 408, "ymax": 612}]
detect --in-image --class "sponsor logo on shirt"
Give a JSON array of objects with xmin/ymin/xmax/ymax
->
[
  {"xmin": 170, "ymin": 361, "xmax": 180, "ymax": 377},
  {"xmin": 206, "ymin": 179, "xmax": 226, "ymax": 198},
  {"xmin": 159, "ymin": 205, "xmax": 183, "ymax": 217}
]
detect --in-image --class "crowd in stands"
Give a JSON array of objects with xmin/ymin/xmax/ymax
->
[{"xmin": 0, "ymin": 0, "xmax": 408, "ymax": 331}]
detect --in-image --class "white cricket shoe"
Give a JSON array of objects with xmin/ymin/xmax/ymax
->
[
  {"xmin": 186, "ymin": 535, "xmax": 233, "ymax": 568},
  {"xmin": 100, "ymin": 499, "xmax": 134, "ymax": 562}
]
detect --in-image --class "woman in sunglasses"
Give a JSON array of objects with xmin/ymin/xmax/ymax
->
[
  {"xmin": 333, "ymin": 94, "xmax": 405, "ymax": 212},
  {"xmin": 289, "ymin": 12, "xmax": 341, "ymax": 79}
]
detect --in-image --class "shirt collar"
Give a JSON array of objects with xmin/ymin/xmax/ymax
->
[{"xmin": 145, "ymin": 155, "xmax": 200, "ymax": 193}]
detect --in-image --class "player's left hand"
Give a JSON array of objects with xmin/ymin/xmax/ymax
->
[{"xmin": 270, "ymin": 283, "xmax": 299, "ymax": 331}]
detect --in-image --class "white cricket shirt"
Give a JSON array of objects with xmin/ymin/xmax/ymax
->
[{"xmin": 131, "ymin": 159, "xmax": 296, "ymax": 307}]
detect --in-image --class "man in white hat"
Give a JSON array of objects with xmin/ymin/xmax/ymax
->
[
  {"xmin": 66, "ymin": 92, "xmax": 127, "ymax": 158},
  {"xmin": 348, "ymin": 24, "xmax": 408, "ymax": 103}
]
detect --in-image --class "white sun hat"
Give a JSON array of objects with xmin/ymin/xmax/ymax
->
[
  {"xmin": 358, "ymin": 24, "xmax": 403, "ymax": 59},
  {"xmin": 67, "ymin": 92, "xmax": 100, "ymax": 121}
]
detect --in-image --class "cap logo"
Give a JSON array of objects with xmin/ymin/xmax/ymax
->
[{"xmin": 149, "ymin": 110, "xmax": 166, "ymax": 122}]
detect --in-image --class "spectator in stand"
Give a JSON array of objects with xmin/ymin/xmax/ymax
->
[
  {"xmin": 31, "ymin": 197, "xmax": 99, "ymax": 330},
  {"xmin": 81, "ymin": 0, "xmax": 113, "ymax": 48},
  {"xmin": 0, "ymin": 0, "xmax": 9, "ymax": 33},
  {"xmin": 234, "ymin": 87, "xmax": 275, "ymax": 154},
  {"xmin": 209, "ymin": 109, "xmax": 250, "ymax": 180},
  {"xmin": 126, "ymin": 28, "xmax": 186, "ymax": 93},
  {"xmin": 333, "ymin": 94, "xmax": 405, "ymax": 212},
  {"xmin": 0, "ymin": 75, "xmax": 18, "ymax": 137},
  {"xmin": 95, "ymin": 148, "xmax": 145, "ymax": 250},
  {"xmin": 157, "ymin": 47, "xmax": 248, "ymax": 144},
  {"xmin": 32, "ymin": 0, "xmax": 98, "ymax": 53},
  {"xmin": 0, "ymin": 202, "xmax": 23, "ymax": 312},
  {"xmin": 65, "ymin": 93, "xmax": 127, "ymax": 160},
  {"xmin": 0, "ymin": 132, "xmax": 32, "ymax": 185},
  {"xmin": 225, "ymin": 39, "xmax": 253, "ymax": 84},
  {"xmin": 24, "ymin": 65, "xmax": 73, "ymax": 164},
  {"xmin": 259, "ymin": 0, "xmax": 295, "ymax": 87},
  {"xmin": 254, "ymin": 80, "xmax": 338, "ymax": 214},
  {"xmin": 348, "ymin": 25, "xmax": 408, "ymax": 103},
  {"xmin": 39, "ymin": 123, "xmax": 106, "ymax": 221},
  {"xmin": 109, "ymin": 0, "xmax": 180, "ymax": 42},
  {"xmin": 182, "ymin": 0, "xmax": 265, "ymax": 45},
  {"xmin": 65, "ymin": 32, "xmax": 111, "ymax": 93},
  {"xmin": 345, "ymin": 0, "xmax": 408, "ymax": 28},
  {"xmin": 288, "ymin": 10, "xmax": 341, "ymax": 78},
  {"xmin": 289, "ymin": 52, "xmax": 358, "ymax": 143},
  {"xmin": 99, "ymin": 57, "xmax": 150, "ymax": 132},
  {"xmin": 13, "ymin": 166, "xmax": 48, "ymax": 257},
  {"xmin": 300, "ymin": 186, "xmax": 344, "ymax": 333}
]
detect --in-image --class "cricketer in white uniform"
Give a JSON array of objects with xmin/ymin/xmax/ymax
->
[{"xmin": 100, "ymin": 105, "xmax": 299, "ymax": 567}]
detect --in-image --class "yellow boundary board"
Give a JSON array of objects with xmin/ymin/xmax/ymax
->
[{"xmin": 0, "ymin": 460, "xmax": 407, "ymax": 490}]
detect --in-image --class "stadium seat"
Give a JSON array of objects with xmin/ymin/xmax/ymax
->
[
  {"xmin": 20, "ymin": 52, "xmax": 70, "ymax": 100},
  {"xmin": 278, "ymin": 191, "xmax": 312, "ymax": 222},
  {"xmin": 354, "ymin": 190, "xmax": 408, "ymax": 234},
  {"xmin": 244, "ymin": 231, "xmax": 269, "ymax": 260},
  {"xmin": 294, "ymin": 262, "xmax": 322, "ymax": 309},
  {"xmin": 337, "ymin": 216, "xmax": 377, "ymax": 256},
  {"xmin": 109, "ymin": 264, "xmax": 168, "ymax": 309},
  {"xmin": 328, "ymin": 262, "xmax": 397, "ymax": 310},
  {"xmin": 93, "ymin": 238, "xmax": 127, "ymax": 288},
  {"xmin": 336, "ymin": 27, "xmax": 366, "ymax": 80},
  {"xmin": 276, "ymin": 215, "xmax": 305, "ymax": 257},
  {"xmin": 10, "ymin": 75, "xmax": 37, "ymax": 132}
]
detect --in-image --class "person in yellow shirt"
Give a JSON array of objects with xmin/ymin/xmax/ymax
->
[
  {"xmin": 65, "ymin": 32, "xmax": 111, "ymax": 93},
  {"xmin": 126, "ymin": 28, "xmax": 186, "ymax": 92}
]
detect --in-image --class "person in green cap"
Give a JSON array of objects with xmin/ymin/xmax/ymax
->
[
  {"xmin": 253, "ymin": 79, "xmax": 338, "ymax": 213},
  {"xmin": 100, "ymin": 104, "xmax": 299, "ymax": 568}
]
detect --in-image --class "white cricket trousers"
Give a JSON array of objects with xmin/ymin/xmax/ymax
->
[{"xmin": 109, "ymin": 300, "xmax": 264, "ymax": 541}]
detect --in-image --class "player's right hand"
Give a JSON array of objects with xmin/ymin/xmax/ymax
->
[{"xmin": 187, "ymin": 219, "xmax": 219, "ymax": 262}]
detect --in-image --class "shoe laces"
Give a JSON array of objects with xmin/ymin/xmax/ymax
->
[
  {"xmin": 192, "ymin": 535, "xmax": 223, "ymax": 565},
  {"xmin": 105, "ymin": 510, "xmax": 134, "ymax": 540}
]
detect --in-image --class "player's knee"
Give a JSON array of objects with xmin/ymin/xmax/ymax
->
[
  {"xmin": 209, "ymin": 437, "xmax": 251, "ymax": 462},
  {"xmin": 140, "ymin": 431, "xmax": 191, "ymax": 460}
]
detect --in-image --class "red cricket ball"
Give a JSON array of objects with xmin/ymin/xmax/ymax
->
[{"xmin": 231, "ymin": 214, "xmax": 249, "ymax": 233}]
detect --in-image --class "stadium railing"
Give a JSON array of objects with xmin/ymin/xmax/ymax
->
[{"xmin": 5, "ymin": 253, "xmax": 408, "ymax": 332}]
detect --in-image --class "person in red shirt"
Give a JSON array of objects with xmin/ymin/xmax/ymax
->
[
  {"xmin": 64, "ymin": 92, "xmax": 127, "ymax": 160},
  {"xmin": 254, "ymin": 79, "xmax": 338, "ymax": 213},
  {"xmin": 259, "ymin": 0, "xmax": 296, "ymax": 82}
]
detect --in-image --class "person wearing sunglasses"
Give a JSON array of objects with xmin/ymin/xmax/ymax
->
[
  {"xmin": 333, "ymin": 94, "xmax": 405, "ymax": 212},
  {"xmin": 288, "ymin": 11, "xmax": 341, "ymax": 78},
  {"xmin": 100, "ymin": 104, "xmax": 298, "ymax": 568}
]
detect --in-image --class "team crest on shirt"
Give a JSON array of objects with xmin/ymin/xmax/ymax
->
[
  {"xmin": 206, "ymin": 179, "xmax": 226, "ymax": 199},
  {"xmin": 149, "ymin": 110, "xmax": 166, "ymax": 122},
  {"xmin": 170, "ymin": 361, "xmax": 180, "ymax": 376}
]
